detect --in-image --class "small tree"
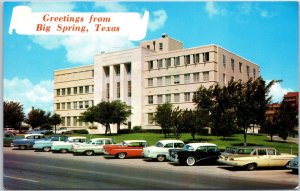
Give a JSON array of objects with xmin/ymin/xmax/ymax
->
[
  {"xmin": 50, "ymin": 113, "xmax": 62, "ymax": 134},
  {"xmin": 80, "ymin": 100, "xmax": 131, "ymax": 135},
  {"xmin": 25, "ymin": 108, "xmax": 50, "ymax": 129},
  {"xmin": 4, "ymin": 101, "xmax": 25, "ymax": 131},
  {"xmin": 153, "ymin": 103, "xmax": 173, "ymax": 138},
  {"xmin": 277, "ymin": 102, "xmax": 298, "ymax": 140}
]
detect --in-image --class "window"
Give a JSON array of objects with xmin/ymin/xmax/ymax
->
[
  {"xmin": 164, "ymin": 143, "xmax": 173, "ymax": 148},
  {"xmin": 92, "ymin": 70, "xmax": 94, "ymax": 77},
  {"xmin": 175, "ymin": 56, "xmax": 180, "ymax": 66},
  {"xmin": 165, "ymin": 58, "xmax": 171, "ymax": 67},
  {"xmin": 56, "ymin": 103, "xmax": 60, "ymax": 110},
  {"xmin": 61, "ymin": 117, "xmax": 65, "ymax": 126},
  {"xmin": 204, "ymin": 52, "xmax": 210, "ymax": 62},
  {"xmin": 184, "ymin": 92, "xmax": 191, "ymax": 102},
  {"xmin": 73, "ymin": 87, "xmax": 78, "ymax": 95},
  {"xmin": 267, "ymin": 149, "xmax": 276, "ymax": 155},
  {"xmin": 67, "ymin": 88, "xmax": 71, "ymax": 95},
  {"xmin": 223, "ymin": 55, "xmax": 226, "ymax": 67},
  {"xmin": 91, "ymin": 85, "xmax": 94, "ymax": 93},
  {"xmin": 146, "ymin": 45, "xmax": 150, "ymax": 49},
  {"xmin": 257, "ymin": 149, "xmax": 267, "ymax": 156},
  {"xmin": 246, "ymin": 65, "xmax": 250, "ymax": 77},
  {"xmin": 194, "ymin": 54, "xmax": 200, "ymax": 63},
  {"xmin": 159, "ymin": 43, "xmax": 163, "ymax": 50},
  {"xmin": 174, "ymin": 75, "xmax": 180, "ymax": 84},
  {"xmin": 67, "ymin": 102, "xmax": 71, "ymax": 109},
  {"xmin": 253, "ymin": 69, "xmax": 256, "ymax": 79},
  {"xmin": 73, "ymin": 102, "xmax": 77, "ymax": 109},
  {"xmin": 106, "ymin": 83, "xmax": 110, "ymax": 99},
  {"xmin": 184, "ymin": 55, "xmax": 190, "ymax": 65},
  {"xmin": 73, "ymin": 117, "xmax": 77, "ymax": 126},
  {"xmin": 148, "ymin": 61, "xmax": 153, "ymax": 70},
  {"xmin": 56, "ymin": 89, "xmax": 60, "ymax": 96},
  {"xmin": 231, "ymin": 58, "xmax": 235, "ymax": 72},
  {"xmin": 165, "ymin": 94, "xmax": 171, "ymax": 103},
  {"xmin": 157, "ymin": 77, "xmax": 163, "ymax": 86},
  {"xmin": 239, "ymin": 62, "xmax": 243, "ymax": 73},
  {"xmin": 115, "ymin": 66, "xmax": 120, "ymax": 76},
  {"xmin": 67, "ymin": 117, "xmax": 71, "ymax": 126},
  {"xmin": 223, "ymin": 73, "xmax": 226, "ymax": 83},
  {"xmin": 79, "ymin": 101, "xmax": 83, "ymax": 109},
  {"xmin": 79, "ymin": 86, "xmax": 83, "ymax": 94},
  {"xmin": 91, "ymin": 100, "xmax": 94, "ymax": 107},
  {"xmin": 128, "ymin": 81, "xmax": 131, "ymax": 97},
  {"xmin": 85, "ymin": 101, "xmax": 89, "ymax": 108},
  {"xmin": 148, "ymin": 78, "xmax": 153, "ymax": 87},
  {"xmin": 174, "ymin": 93, "xmax": 180, "ymax": 102},
  {"xmin": 231, "ymin": 76, "xmax": 234, "ymax": 82},
  {"xmin": 193, "ymin": 73, "xmax": 200, "ymax": 82},
  {"xmin": 184, "ymin": 74, "xmax": 190, "ymax": 84},
  {"xmin": 203, "ymin": 72, "xmax": 209, "ymax": 81},
  {"xmin": 62, "ymin": 103, "xmax": 65, "ymax": 110},
  {"xmin": 117, "ymin": 82, "xmax": 120, "ymax": 98},
  {"xmin": 165, "ymin": 76, "xmax": 171, "ymax": 85},
  {"xmin": 148, "ymin": 96, "xmax": 153, "ymax": 104},
  {"xmin": 62, "ymin": 88, "xmax": 66, "ymax": 96},
  {"xmin": 148, "ymin": 113, "xmax": 154, "ymax": 124},
  {"xmin": 85, "ymin": 86, "xmax": 89, "ymax": 94},
  {"xmin": 157, "ymin": 59, "xmax": 163, "ymax": 68},
  {"xmin": 157, "ymin": 95, "xmax": 163, "ymax": 104}
]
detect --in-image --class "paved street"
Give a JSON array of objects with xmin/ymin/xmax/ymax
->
[{"xmin": 3, "ymin": 147, "xmax": 298, "ymax": 190}]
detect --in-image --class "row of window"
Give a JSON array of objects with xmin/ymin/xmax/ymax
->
[
  {"xmin": 55, "ymin": 70, "xmax": 94, "ymax": 82},
  {"xmin": 147, "ymin": 72, "xmax": 209, "ymax": 87},
  {"xmin": 61, "ymin": 116, "xmax": 93, "ymax": 127},
  {"xmin": 148, "ymin": 92, "xmax": 193, "ymax": 105},
  {"xmin": 222, "ymin": 55, "xmax": 256, "ymax": 78},
  {"xmin": 147, "ymin": 52, "xmax": 210, "ymax": 70},
  {"xmin": 105, "ymin": 81, "xmax": 132, "ymax": 99},
  {"xmin": 56, "ymin": 100, "xmax": 94, "ymax": 110},
  {"xmin": 56, "ymin": 85, "xmax": 94, "ymax": 96}
]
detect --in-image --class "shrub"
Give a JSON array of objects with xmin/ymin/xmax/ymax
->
[
  {"xmin": 132, "ymin": 126, "xmax": 142, "ymax": 133},
  {"xmin": 73, "ymin": 129, "xmax": 89, "ymax": 134}
]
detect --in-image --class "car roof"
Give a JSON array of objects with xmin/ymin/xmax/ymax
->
[
  {"xmin": 123, "ymin": 140, "xmax": 147, "ymax": 143},
  {"xmin": 91, "ymin": 138, "xmax": 112, "ymax": 141},
  {"xmin": 157, "ymin": 140, "xmax": 184, "ymax": 144},
  {"xmin": 24, "ymin": 134, "xmax": 44, "ymax": 137},
  {"xmin": 227, "ymin": 146, "xmax": 276, "ymax": 149},
  {"xmin": 68, "ymin": 136, "xmax": 86, "ymax": 140},
  {"xmin": 187, "ymin": 143, "xmax": 217, "ymax": 147}
]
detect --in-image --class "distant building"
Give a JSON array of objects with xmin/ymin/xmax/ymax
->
[
  {"xmin": 265, "ymin": 103, "xmax": 281, "ymax": 119},
  {"xmin": 54, "ymin": 35, "xmax": 260, "ymax": 133},
  {"xmin": 283, "ymin": 92, "xmax": 298, "ymax": 112}
]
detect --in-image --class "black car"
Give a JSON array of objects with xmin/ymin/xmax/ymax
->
[{"xmin": 169, "ymin": 143, "xmax": 222, "ymax": 166}]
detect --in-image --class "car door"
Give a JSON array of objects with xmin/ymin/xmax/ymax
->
[
  {"xmin": 195, "ymin": 146, "xmax": 208, "ymax": 161},
  {"xmin": 267, "ymin": 148, "xmax": 285, "ymax": 167},
  {"xmin": 255, "ymin": 149, "xmax": 269, "ymax": 167}
]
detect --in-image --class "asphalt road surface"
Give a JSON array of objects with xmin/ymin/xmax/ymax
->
[{"xmin": 3, "ymin": 147, "xmax": 298, "ymax": 190}]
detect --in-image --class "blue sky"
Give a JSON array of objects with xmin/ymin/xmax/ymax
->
[{"xmin": 3, "ymin": 1, "xmax": 299, "ymax": 113}]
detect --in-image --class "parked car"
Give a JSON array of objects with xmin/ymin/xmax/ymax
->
[
  {"xmin": 4, "ymin": 128, "xmax": 19, "ymax": 135},
  {"xmin": 142, "ymin": 140, "xmax": 185, "ymax": 162},
  {"xmin": 287, "ymin": 156, "xmax": 298, "ymax": 174},
  {"xmin": 54, "ymin": 127, "xmax": 72, "ymax": 134},
  {"xmin": 218, "ymin": 146, "xmax": 296, "ymax": 170},
  {"xmin": 28, "ymin": 129, "xmax": 53, "ymax": 135},
  {"xmin": 72, "ymin": 138, "xmax": 114, "ymax": 156},
  {"xmin": 51, "ymin": 136, "xmax": 87, "ymax": 153},
  {"xmin": 103, "ymin": 140, "xmax": 148, "ymax": 159},
  {"xmin": 33, "ymin": 135, "xmax": 68, "ymax": 152},
  {"xmin": 169, "ymin": 143, "xmax": 222, "ymax": 166},
  {"xmin": 12, "ymin": 134, "xmax": 46, "ymax": 150}
]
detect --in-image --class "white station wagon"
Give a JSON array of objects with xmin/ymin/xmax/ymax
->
[{"xmin": 142, "ymin": 140, "xmax": 185, "ymax": 162}]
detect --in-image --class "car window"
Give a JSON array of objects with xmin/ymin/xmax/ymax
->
[
  {"xmin": 155, "ymin": 142, "xmax": 163, "ymax": 147},
  {"xmin": 267, "ymin": 149, "xmax": 276, "ymax": 155},
  {"xmin": 237, "ymin": 149, "xmax": 254, "ymax": 154},
  {"xmin": 183, "ymin": 145, "xmax": 194, "ymax": 151},
  {"xmin": 51, "ymin": 137, "xmax": 60, "ymax": 141},
  {"xmin": 106, "ymin": 140, "xmax": 113, "ymax": 144},
  {"xmin": 95, "ymin": 140, "xmax": 104, "ymax": 145},
  {"xmin": 257, "ymin": 149, "xmax": 267, "ymax": 155},
  {"xmin": 207, "ymin": 146, "xmax": 217, "ymax": 152},
  {"xmin": 164, "ymin": 143, "xmax": 173, "ymax": 148},
  {"xmin": 26, "ymin": 135, "xmax": 34, "ymax": 139},
  {"xmin": 197, "ymin": 146, "xmax": 207, "ymax": 152},
  {"xmin": 174, "ymin": 143, "xmax": 184, "ymax": 148}
]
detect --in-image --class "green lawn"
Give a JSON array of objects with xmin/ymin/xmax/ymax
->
[{"xmin": 71, "ymin": 133, "xmax": 298, "ymax": 154}]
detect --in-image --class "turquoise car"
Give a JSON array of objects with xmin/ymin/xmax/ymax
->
[
  {"xmin": 72, "ymin": 138, "xmax": 114, "ymax": 156},
  {"xmin": 51, "ymin": 136, "xmax": 87, "ymax": 153},
  {"xmin": 33, "ymin": 136, "xmax": 68, "ymax": 152}
]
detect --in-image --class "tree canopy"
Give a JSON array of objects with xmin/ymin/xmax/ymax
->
[{"xmin": 4, "ymin": 101, "xmax": 25, "ymax": 130}]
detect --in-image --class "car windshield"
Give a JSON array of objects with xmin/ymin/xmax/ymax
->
[
  {"xmin": 183, "ymin": 145, "xmax": 194, "ymax": 151},
  {"xmin": 155, "ymin": 142, "xmax": 164, "ymax": 147},
  {"xmin": 237, "ymin": 148, "xmax": 255, "ymax": 154}
]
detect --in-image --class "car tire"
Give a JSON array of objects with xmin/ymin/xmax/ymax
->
[
  {"xmin": 19, "ymin": 145, "xmax": 27, "ymax": 150},
  {"xmin": 85, "ymin": 150, "xmax": 94, "ymax": 156},
  {"xmin": 246, "ymin": 163, "xmax": 256, "ymax": 171},
  {"xmin": 43, "ymin": 147, "xmax": 51, "ymax": 152},
  {"xmin": 117, "ymin": 152, "xmax": 126, "ymax": 159},
  {"xmin": 292, "ymin": 169, "xmax": 298, "ymax": 174},
  {"xmin": 186, "ymin": 156, "xmax": 196, "ymax": 166},
  {"xmin": 157, "ymin": 155, "xmax": 165, "ymax": 162},
  {"xmin": 60, "ymin": 149, "xmax": 67, "ymax": 153}
]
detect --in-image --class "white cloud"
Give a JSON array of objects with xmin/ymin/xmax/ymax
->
[
  {"xmin": 205, "ymin": 2, "xmax": 226, "ymax": 18},
  {"xmin": 4, "ymin": 77, "xmax": 54, "ymax": 114},
  {"xmin": 148, "ymin": 10, "xmax": 167, "ymax": 32},
  {"xmin": 27, "ymin": 2, "xmax": 76, "ymax": 12},
  {"xmin": 267, "ymin": 81, "xmax": 294, "ymax": 103},
  {"xmin": 93, "ymin": 2, "xmax": 128, "ymax": 12}
]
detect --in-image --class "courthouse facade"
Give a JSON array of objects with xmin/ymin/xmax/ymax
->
[{"xmin": 54, "ymin": 35, "xmax": 260, "ymax": 133}]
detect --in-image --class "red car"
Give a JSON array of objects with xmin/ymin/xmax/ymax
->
[{"xmin": 103, "ymin": 140, "xmax": 148, "ymax": 159}]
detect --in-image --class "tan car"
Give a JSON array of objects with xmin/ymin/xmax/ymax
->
[{"xmin": 218, "ymin": 146, "xmax": 296, "ymax": 170}]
